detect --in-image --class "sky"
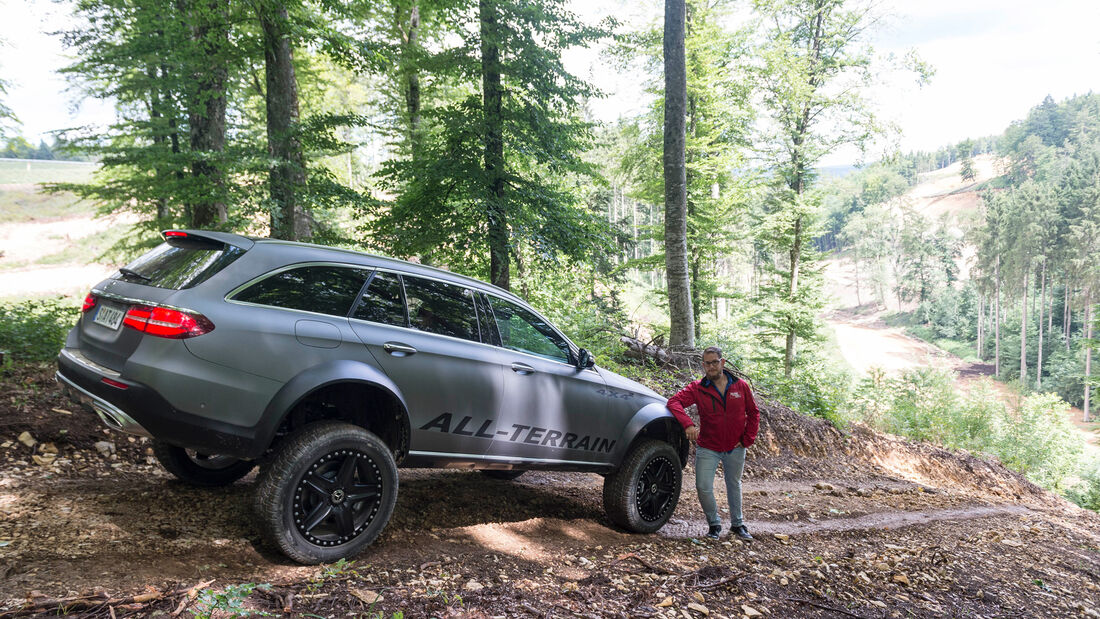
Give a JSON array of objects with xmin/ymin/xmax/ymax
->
[{"xmin": 2, "ymin": 0, "xmax": 1099, "ymax": 165}]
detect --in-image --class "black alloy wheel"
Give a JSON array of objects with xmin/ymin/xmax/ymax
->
[
  {"xmin": 292, "ymin": 448, "xmax": 384, "ymax": 547},
  {"xmin": 602, "ymin": 439, "xmax": 682, "ymax": 533},
  {"xmin": 634, "ymin": 455, "xmax": 677, "ymax": 522},
  {"xmin": 255, "ymin": 421, "xmax": 398, "ymax": 564}
]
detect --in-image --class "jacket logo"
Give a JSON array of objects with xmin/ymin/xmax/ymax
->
[{"xmin": 731, "ymin": 392, "xmax": 741, "ymax": 399}]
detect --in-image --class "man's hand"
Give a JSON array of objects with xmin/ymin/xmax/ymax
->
[{"xmin": 685, "ymin": 425, "xmax": 699, "ymax": 442}]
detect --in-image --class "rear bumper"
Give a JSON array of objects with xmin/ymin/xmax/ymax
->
[
  {"xmin": 56, "ymin": 369, "xmax": 152, "ymax": 438},
  {"xmin": 56, "ymin": 347, "xmax": 261, "ymax": 459}
]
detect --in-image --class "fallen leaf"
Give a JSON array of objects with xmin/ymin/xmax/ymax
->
[
  {"xmin": 657, "ymin": 596, "xmax": 674, "ymax": 608},
  {"xmin": 687, "ymin": 602, "xmax": 709, "ymax": 616},
  {"xmin": 40, "ymin": 443, "xmax": 58, "ymax": 454},
  {"xmin": 742, "ymin": 604, "xmax": 763, "ymax": 617},
  {"xmin": 463, "ymin": 580, "xmax": 484, "ymax": 592},
  {"xmin": 893, "ymin": 573, "xmax": 910, "ymax": 586},
  {"xmin": 693, "ymin": 591, "xmax": 705, "ymax": 603},
  {"xmin": 773, "ymin": 534, "xmax": 789, "ymax": 542},
  {"xmin": 18, "ymin": 432, "xmax": 36, "ymax": 448},
  {"xmin": 870, "ymin": 600, "xmax": 887, "ymax": 608},
  {"xmin": 350, "ymin": 589, "xmax": 383, "ymax": 605},
  {"xmin": 51, "ymin": 408, "xmax": 72, "ymax": 415},
  {"xmin": 31, "ymin": 454, "xmax": 55, "ymax": 466}
]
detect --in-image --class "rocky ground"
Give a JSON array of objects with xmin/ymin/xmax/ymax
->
[{"xmin": 1, "ymin": 363, "xmax": 1099, "ymax": 618}]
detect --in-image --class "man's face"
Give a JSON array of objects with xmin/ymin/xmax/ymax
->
[{"xmin": 702, "ymin": 352, "xmax": 724, "ymax": 381}]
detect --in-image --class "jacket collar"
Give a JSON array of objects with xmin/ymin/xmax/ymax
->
[{"xmin": 701, "ymin": 369, "xmax": 737, "ymax": 390}]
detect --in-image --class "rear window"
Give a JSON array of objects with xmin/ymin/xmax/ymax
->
[{"xmin": 114, "ymin": 239, "xmax": 245, "ymax": 290}]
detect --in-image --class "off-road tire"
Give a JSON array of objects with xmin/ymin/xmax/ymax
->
[
  {"xmin": 152, "ymin": 440, "xmax": 255, "ymax": 487},
  {"xmin": 480, "ymin": 470, "xmax": 526, "ymax": 481},
  {"xmin": 602, "ymin": 439, "xmax": 681, "ymax": 533},
  {"xmin": 254, "ymin": 421, "xmax": 398, "ymax": 565}
]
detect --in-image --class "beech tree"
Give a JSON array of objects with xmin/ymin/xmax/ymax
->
[
  {"xmin": 663, "ymin": 0, "xmax": 693, "ymax": 348},
  {"xmin": 752, "ymin": 0, "xmax": 889, "ymax": 376}
]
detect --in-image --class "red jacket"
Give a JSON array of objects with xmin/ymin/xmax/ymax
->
[{"xmin": 667, "ymin": 371, "xmax": 760, "ymax": 452}]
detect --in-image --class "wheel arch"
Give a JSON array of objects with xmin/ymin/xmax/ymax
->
[
  {"xmin": 252, "ymin": 360, "xmax": 411, "ymax": 462},
  {"xmin": 609, "ymin": 402, "xmax": 688, "ymax": 469}
]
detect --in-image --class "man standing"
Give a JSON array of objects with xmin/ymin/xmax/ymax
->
[{"xmin": 667, "ymin": 346, "xmax": 760, "ymax": 540}]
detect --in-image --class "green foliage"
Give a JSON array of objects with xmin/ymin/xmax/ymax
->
[
  {"xmin": 997, "ymin": 392, "xmax": 1084, "ymax": 489},
  {"xmin": 880, "ymin": 368, "xmax": 958, "ymax": 444},
  {"xmin": 0, "ymin": 299, "xmax": 79, "ymax": 363},
  {"xmin": 751, "ymin": 354, "xmax": 853, "ymax": 427},
  {"xmin": 192, "ymin": 583, "xmax": 271, "ymax": 619},
  {"xmin": 1067, "ymin": 459, "xmax": 1100, "ymax": 511},
  {"xmin": 852, "ymin": 370, "xmax": 1086, "ymax": 492}
]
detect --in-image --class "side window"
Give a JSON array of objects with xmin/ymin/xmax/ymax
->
[
  {"xmin": 402, "ymin": 276, "xmax": 480, "ymax": 342},
  {"xmin": 231, "ymin": 265, "xmax": 371, "ymax": 317},
  {"xmin": 353, "ymin": 271, "xmax": 407, "ymax": 327},
  {"xmin": 474, "ymin": 293, "xmax": 501, "ymax": 347},
  {"xmin": 486, "ymin": 296, "xmax": 570, "ymax": 362}
]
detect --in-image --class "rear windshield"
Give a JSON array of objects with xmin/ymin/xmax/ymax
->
[{"xmin": 113, "ymin": 238, "xmax": 244, "ymax": 290}]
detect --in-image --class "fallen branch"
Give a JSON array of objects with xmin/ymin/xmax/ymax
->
[
  {"xmin": 172, "ymin": 578, "xmax": 215, "ymax": 617},
  {"xmin": 692, "ymin": 573, "xmax": 746, "ymax": 590},
  {"xmin": 1, "ymin": 582, "xmax": 199, "ymax": 618},
  {"xmin": 611, "ymin": 553, "xmax": 678, "ymax": 575},
  {"xmin": 782, "ymin": 597, "xmax": 866, "ymax": 618}
]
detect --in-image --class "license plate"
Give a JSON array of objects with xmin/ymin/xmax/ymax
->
[{"xmin": 93, "ymin": 303, "xmax": 125, "ymax": 330}]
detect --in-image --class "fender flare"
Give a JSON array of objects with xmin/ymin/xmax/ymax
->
[
  {"xmin": 249, "ymin": 360, "xmax": 410, "ymax": 459},
  {"xmin": 608, "ymin": 401, "xmax": 689, "ymax": 469}
]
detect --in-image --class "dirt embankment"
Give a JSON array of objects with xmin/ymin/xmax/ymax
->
[{"xmin": 1, "ymin": 365, "xmax": 1098, "ymax": 618}]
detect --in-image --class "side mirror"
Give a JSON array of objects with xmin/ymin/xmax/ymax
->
[{"xmin": 576, "ymin": 348, "xmax": 595, "ymax": 370}]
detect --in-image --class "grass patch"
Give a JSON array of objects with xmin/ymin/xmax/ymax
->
[
  {"xmin": 0, "ymin": 159, "xmax": 98, "ymax": 184},
  {"xmin": 0, "ymin": 187, "xmax": 95, "ymax": 223}
]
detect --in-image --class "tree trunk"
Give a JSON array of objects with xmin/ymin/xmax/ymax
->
[
  {"xmin": 663, "ymin": 0, "xmax": 693, "ymax": 349},
  {"xmin": 853, "ymin": 254, "xmax": 862, "ymax": 307},
  {"xmin": 1065, "ymin": 281, "xmax": 1072, "ymax": 348},
  {"xmin": 259, "ymin": 1, "xmax": 310, "ymax": 241},
  {"xmin": 995, "ymin": 257, "xmax": 1001, "ymax": 377},
  {"xmin": 188, "ymin": 0, "xmax": 229, "ymax": 228},
  {"xmin": 480, "ymin": 0, "xmax": 508, "ymax": 290},
  {"xmin": 784, "ymin": 215, "xmax": 803, "ymax": 377},
  {"xmin": 1020, "ymin": 269, "xmax": 1028, "ymax": 384},
  {"xmin": 977, "ymin": 294, "xmax": 983, "ymax": 360},
  {"xmin": 400, "ymin": 1, "xmax": 422, "ymax": 157},
  {"xmin": 147, "ymin": 64, "xmax": 170, "ymax": 221},
  {"xmin": 1085, "ymin": 294, "xmax": 1093, "ymax": 423},
  {"xmin": 1037, "ymin": 263, "xmax": 1046, "ymax": 388}
]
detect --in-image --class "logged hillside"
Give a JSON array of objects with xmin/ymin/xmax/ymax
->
[{"xmin": 1, "ymin": 364, "xmax": 1097, "ymax": 618}]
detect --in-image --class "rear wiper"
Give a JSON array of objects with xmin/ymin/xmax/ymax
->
[{"xmin": 118, "ymin": 267, "xmax": 151, "ymax": 282}]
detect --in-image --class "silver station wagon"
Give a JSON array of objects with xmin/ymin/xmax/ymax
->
[{"xmin": 56, "ymin": 230, "xmax": 688, "ymax": 563}]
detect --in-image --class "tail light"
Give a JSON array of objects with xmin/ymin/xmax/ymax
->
[
  {"xmin": 123, "ymin": 305, "xmax": 214, "ymax": 339},
  {"xmin": 82, "ymin": 293, "xmax": 97, "ymax": 313}
]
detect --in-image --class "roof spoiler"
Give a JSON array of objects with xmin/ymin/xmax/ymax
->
[{"xmin": 162, "ymin": 230, "xmax": 255, "ymax": 251}]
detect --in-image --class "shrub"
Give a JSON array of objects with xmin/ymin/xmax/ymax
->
[
  {"xmin": 752, "ymin": 355, "xmax": 853, "ymax": 427},
  {"xmin": 948, "ymin": 380, "xmax": 1003, "ymax": 452},
  {"xmin": 0, "ymin": 298, "xmax": 79, "ymax": 363},
  {"xmin": 996, "ymin": 392, "xmax": 1084, "ymax": 490},
  {"xmin": 883, "ymin": 368, "xmax": 958, "ymax": 443},
  {"xmin": 1067, "ymin": 459, "xmax": 1100, "ymax": 511}
]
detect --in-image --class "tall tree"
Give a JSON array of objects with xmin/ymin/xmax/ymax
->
[
  {"xmin": 663, "ymin": 0, "xmax": 694, "ymax": 348},
  {"xmin": 372, "ymin": 0, "xmax": 612, "ymax": 290},
  {"xmin": 753, "ymin": 0, "xmax": 897, "ymax": 376},
  {"xmin": 187, "ymin": 0, "xmax": 231, "ymax": 227},
  {"xmin": 257, "ymin": 0, "xmax": 310, "ymax": 241}
]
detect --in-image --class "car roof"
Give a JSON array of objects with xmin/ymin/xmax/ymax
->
[{"xmin": 171, "ymin": 230, "xmax": 525, "ymax": 304}]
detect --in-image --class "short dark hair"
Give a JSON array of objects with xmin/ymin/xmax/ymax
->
[{"xmin": 702, "ymin": 346, "xmax": 722, "ymax": 358}]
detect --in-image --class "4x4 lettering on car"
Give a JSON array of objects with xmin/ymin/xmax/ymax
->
[{"xmin": 418, "ymin": 413, "xmax": 616, "ymax": 453}]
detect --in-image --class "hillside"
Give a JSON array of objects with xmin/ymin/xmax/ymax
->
[{"xmin": 1, "ymin": 364, "xmax": 1097, "ymax": 618}]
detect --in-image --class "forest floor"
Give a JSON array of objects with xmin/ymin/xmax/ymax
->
[{"xmin": 2, "ymin": 363, "xmax": 1099, "ymax": 618}]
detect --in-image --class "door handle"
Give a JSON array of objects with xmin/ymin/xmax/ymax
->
[
  {"xmin": 511, "ymin": 362, "xmax": 535, "ymax": 374},
  {"xmin": 383, "ymin": 342, "xmax": 417, "ymax": 356}
]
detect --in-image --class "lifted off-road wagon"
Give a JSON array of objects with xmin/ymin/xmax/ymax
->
[{"xmin": 57, "ymin": 230, "xmax": 688, "ymax": 563}]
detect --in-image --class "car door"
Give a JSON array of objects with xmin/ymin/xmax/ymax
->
[
  {"xmin": 481, "ymin": 293, "xmax": 614, "ymax": 466},
  {"xmin": 349, "ymin": 271, "xmax": 504, "ymax": 459}
]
